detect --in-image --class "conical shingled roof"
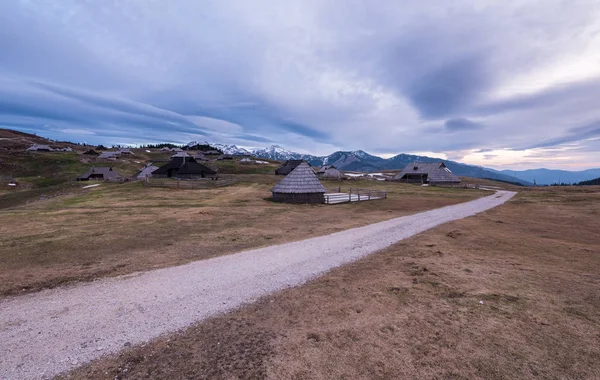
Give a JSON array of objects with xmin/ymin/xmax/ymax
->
[{"xmin": 271, "ymin": 162, "xmax": 326, "ymax": 193}]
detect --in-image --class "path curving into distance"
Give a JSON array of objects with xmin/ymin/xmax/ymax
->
[{"xmin": 0, "ymin": 191, "xmax": 516, "ymax": 379}]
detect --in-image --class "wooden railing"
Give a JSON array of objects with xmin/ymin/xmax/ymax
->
[
  {"xmin": 324, "ymin": 187, "xmax": 387, "ymax": 204},
  {"xmin": 144, "ymin": 177, "xmax": 236, "ymax": 189}
]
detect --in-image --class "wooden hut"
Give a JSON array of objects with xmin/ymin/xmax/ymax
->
[
  {"xmin": 77, "ymin": 167, "xmax": 122, "ymax": 181},
  {"xmin": 171, "ymin": 151, "xmax": 190, "ymax": 158},
  {"xmin": 26, "ymin": 144, "xmax": 53, "ymax": 152},
  {"xmin": 118, "ymin": 148, "xmax": 134, "ymax": 155},
  {"xmin": 83, "ymin": 149, "xmax": 100, "ymax": 156},
  {"xmin": 275, "ymin": 159, "xmax": 304, "ymax": 175},
  {"xmin": 271, "ymin": 162, "xmax": 326, "ymax": 204},
  {"xmin": 317, "ymin": 165, "xmax": 342, "ymax": 179},
  {"xmin": 136, "ymin": 163, "xmax": 159, "ymax": 179},
  {"xmin": 152, "ymin": 156, "xmax": 217, "ymax": 179},
  {"xmin": 98, "ymin": 151, "xmax": 120, "ymax": 159},
  {"xmin": 393, "ymin": 162, "xmax": 461, "ymax": 185},
  {"xmin": 194, "ymin": 153, "xmax": 208, "ymax": 161}
]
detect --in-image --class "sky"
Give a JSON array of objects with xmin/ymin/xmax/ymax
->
[{"xmin": 1, "ymin": 0, "xmax": 600, "ymax": 170}]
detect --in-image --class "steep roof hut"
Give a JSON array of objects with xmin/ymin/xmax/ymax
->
[
  {"xmin": 194, "ymin": 153, "xmax": 208, "ymax": 161},
  {"xmin": 161, "ymin": 147, "xmax": 171, "ymax": 151},
  {"xmin": 118, "ymin": 148, "xmax": 134, "ymax": 155},
  {"xmin": 171, "ymin": 147, "xmax": 184, "ymax": 153},
  {"xmin": 171, "ymin": 151, "xmax": 190, "ymax": 158},
  {"xmin": 152, "ymin": 156, "xmax": 217, "ymax": 179},
  {"xmin": 136, "ymin": 163, "xmax": 159, "ymax": 179},
  {"xmin": 77, "ymin": 167, "xmax": 122, "ymax": 181},
  {"xmin": 26, "ymin": 144, "xmax": 53, "ymax": 152},
  {"xmin": 275, "ymin": 159, "xmax": 304, "ymax": 175},
  {"xmin": 204, "ymin": 149, "xmax": 221, "ymax": 155},
  {"xmin": 98, "ymin": 151, "xmax": 120, "ymax": 159},
  {"xmin": 271, "ymin": 162, "xmax": 326, "ymax": 204},
  {"xmin": 317, "ymin": 165, "xmax": 342, "ymax": 179},
  {"xmin": 393, "ymin": 162, "xmax": 461, "ymax": 185},
  {"xmin": 83, "ymin": 149, "xmax": 100, "ymax": 156}
]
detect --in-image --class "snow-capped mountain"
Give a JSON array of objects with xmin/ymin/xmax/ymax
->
[
  {"xmin": 197, "ymin": 141, "xmax": 532, "ymax": 184},
  {"xmin": 250, "ymin": 145, "xmax": 318, "ymax": 161},
  {"xmin": 186, "ymin": 141, "xmax": 251, "ymax": 155},
  {"xmin": 211, "ymin": 143, "xmax": 252, "ymax": 156}
]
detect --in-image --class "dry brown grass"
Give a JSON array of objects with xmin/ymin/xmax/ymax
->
[
  {"xmin": 0, "ymin": 176, "xmax": 484, "ymax": 296},
  {"xmin": 61, "ymin": 186, "xmax": 600, "ymax": 380}
]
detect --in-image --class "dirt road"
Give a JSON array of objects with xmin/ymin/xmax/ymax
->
[{"xmin": 0, "ymin": 190, "xmax": 515, "ymax": 379}]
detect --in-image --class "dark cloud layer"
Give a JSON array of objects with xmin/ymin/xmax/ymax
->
[{"xmin": 0, "ymin": 1, "xmax": 599, "ymax": 168}]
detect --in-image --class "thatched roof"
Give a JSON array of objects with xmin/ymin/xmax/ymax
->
[
  {"xmin": 177, "ymin": 162, "xmax": 217, "ymax": 175},
  {"xmin": 171, "ymin": 151, "xmax": 190, "ymax": 158},
  {"xmin": 136, "ymin": 163, "xmax": 159, "ymax": 178},
  {"xmin": 318, "ymin": 166, "xmax": 342, "ymax": 179},
  {"xmin": 393, "ymin": 162, "xmax": 461, "ymax": 183},
  {"xmin": 275, "ymin": 159, "xmax": 304, "ymax": 175},
  {"xmin": 98, "ymin": 151, "xmax": 120, "ymax": 159},
  {"xmin": 152, "ymin": 156, "xmax": 217, "ymax": 176},
  {"xmin": 271, "ymin": 162, "xmax": 326, "ymax": 194},
  {"xmin": 77, "ymin": 166, "xmax": 122, "ymax": 180},
  {"xmin": 26, "ymin": 144, "xmax": 53, "ymax": 151}
]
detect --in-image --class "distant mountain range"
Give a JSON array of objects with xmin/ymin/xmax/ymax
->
[
  {"xmin": 191, "ymin": 142, "xmax": 533, "ymax": 185},
  {"xmin": 497, "ymin": 168, "xmax": 600, "ymax": 185}
]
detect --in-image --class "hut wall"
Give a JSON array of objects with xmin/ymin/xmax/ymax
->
[
  {"xmin": 272, "ymin": 192, "xmax": 324, "ymax": 204},
  {"xmin": 402, "ymin": 174, "xmax": 427, "ymax": 183}
]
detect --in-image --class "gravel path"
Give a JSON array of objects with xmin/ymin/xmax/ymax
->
[{"xmin": 0, "ymin": 190, "xmax": 516, "ymax": 379}]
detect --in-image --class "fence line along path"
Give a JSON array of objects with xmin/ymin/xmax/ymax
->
[
  {"xmin": 0, "ymin": 191, "xmax": 516, "ymax": 380},
  {"xmin": 144, "ymin": 177, "xmax": 237, "ymax": 189},
  {"xmin": 324, "ymin": 187, "xmax": 387, "ymax": 204}
]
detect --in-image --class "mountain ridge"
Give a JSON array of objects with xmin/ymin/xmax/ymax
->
[{"xmin": 207, "ymin": 143, "xmax": 532, "ymax": 185}]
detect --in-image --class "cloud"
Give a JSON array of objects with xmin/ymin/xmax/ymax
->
[
  {"xmin": 518, "ymin": 120, "xmax": 600, "ymax": 150},
  {"xmin": 444, "ymin": 118, "xmax": 485, "ymax": 132},
  {"xmin": 0, "ymin": 0, "xmax": 600, "ymax": 168}
]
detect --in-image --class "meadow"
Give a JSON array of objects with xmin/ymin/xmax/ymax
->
[
  {"xmin": 61, "ymin": 185, "xmax": 600, "ymax": 380},
  {"xmin": 0, "ymin": 175, "xmax": 485, "ymax": 296}
]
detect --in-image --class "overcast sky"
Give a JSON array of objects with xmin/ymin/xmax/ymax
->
[{"xmin": 1, "ymin": 0, "xmax": 600, "ymax": 170}]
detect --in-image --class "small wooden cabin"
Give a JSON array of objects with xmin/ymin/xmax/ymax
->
[{"xmin": 271, "ymin": 162, "xmax": 326, "ymax": 204}]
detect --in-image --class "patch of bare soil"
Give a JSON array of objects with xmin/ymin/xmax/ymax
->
[{"xmin": 62, "ymin": 187, "xmax": 600, "ymax": 379}]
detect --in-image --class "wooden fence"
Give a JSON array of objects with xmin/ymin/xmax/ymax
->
[
  {"xmin": 324, "ymin": 187, "xmax": 387, "ymax": 204},
  {"xmin": 143, "ymin": 177, "xmax": 236, "ymax": 189}
]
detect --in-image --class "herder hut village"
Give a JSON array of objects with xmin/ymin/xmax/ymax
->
[{"xmin": 22, "ymin": 140, "xmax": 466, "ymax": 204}]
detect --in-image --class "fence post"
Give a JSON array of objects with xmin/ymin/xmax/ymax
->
[{"xmin": 177, "ymin": 181, "xmax": 180, "ymax": 190}]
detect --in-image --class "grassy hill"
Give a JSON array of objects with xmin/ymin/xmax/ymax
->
[{"xmin": 0, "ymin": 128, "xmax": 282, "ymax": 208}]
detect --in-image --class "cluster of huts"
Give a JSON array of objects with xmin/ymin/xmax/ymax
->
[
  {"xmin": 274, "ymin": 160, "xmax": 342, "ymax": 179},
  {"xmin": 26, "ymin": 144, "xmax": 73, "ymax": 152},
  {"xmin": 77, "ymin": 155, "xmax": 217, "ymax": 182},
  {"xmin": 270, "ymin": 160, "xmax": 461, "ymax": 204}
]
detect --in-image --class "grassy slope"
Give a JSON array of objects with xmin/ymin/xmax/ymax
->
[{"xmin": 62, "ymin": 186, "xmax": 600, "ymax": 380}]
